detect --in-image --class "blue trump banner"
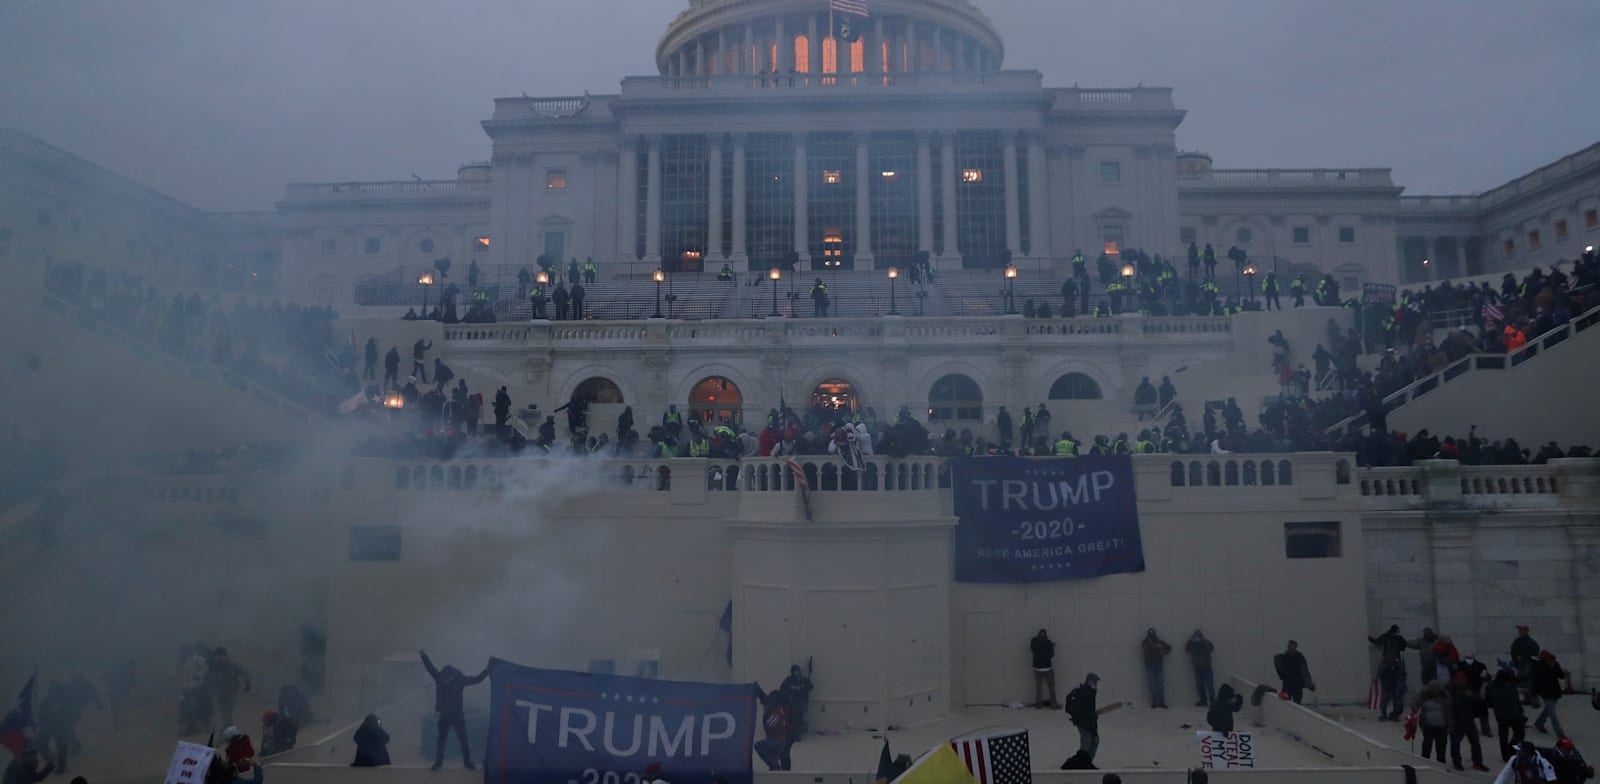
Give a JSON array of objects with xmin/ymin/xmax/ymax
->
[
  {"xmin": 952, "ymin": 456, "xmax": 1145, "ymax": 583},
  {"xmin": 485, "ymin": 659, "xmax": 758, "ymax": 784}
]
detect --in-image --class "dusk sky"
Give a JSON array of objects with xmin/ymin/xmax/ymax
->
[{"xmin": 2, "ymin": 0, "xmax": 1596, "ymax": 211}]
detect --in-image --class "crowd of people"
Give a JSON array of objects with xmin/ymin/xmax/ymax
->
[{"xmin": 1370, "ymin": 623, "xmax": 1598, "ymax": 780}]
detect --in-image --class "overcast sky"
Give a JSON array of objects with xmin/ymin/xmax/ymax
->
[{"xmin": 1, "ymin": 0, "xmax": 1596, "ymax": 212}]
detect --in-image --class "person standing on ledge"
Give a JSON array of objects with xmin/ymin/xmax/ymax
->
[
  {"xmin": 1274, "ymin": 640, "xmax": 1314, "ymax": 704},
  {"xmin": 1142, "ymin": 629, "xmax": 1172, "ymax": 709},
  {"xmin": 1031, "ymin": 630, "xmax": 1060, "ymax": 708},
  {"xmin": 420, "ymin": 651, "xmax": 489, "ymax": 771}
]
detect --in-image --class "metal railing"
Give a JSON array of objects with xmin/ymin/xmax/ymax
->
[{"xmin": 1324, "ymin": 303, "xmax": 1600, "ymax": 436}]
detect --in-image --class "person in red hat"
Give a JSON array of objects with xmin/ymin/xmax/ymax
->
[{"xmin": 1544, "ymin": 737, "xmax": 1593, "ymax": 784}]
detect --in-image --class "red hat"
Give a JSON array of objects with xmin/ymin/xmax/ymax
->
[
  {"xmin": 1557, "ymin": 737, "xmax": 1576, "ymax": 751},
  {"xmin": 1451, "ymin": 672, "xmax": 1467, "ymax": 683},
  {"xmin": 1539, "ymin": 650, "xmax": 1555, "ymax": 661},
  {"xmin": 1517, "ymin": 625, "xmax": 1530, "ymax": 631},
  {"xmin": 262, "ymin": 710, "xmax": 277, "ymax": 723}
]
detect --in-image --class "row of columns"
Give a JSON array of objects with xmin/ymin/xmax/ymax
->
[
  {"xmin": 622, "ymin": 130, "xmax": 1049, "ymax": 266},
  {"xmin": 663, "ymin": 14, "xmax": 998, "ymax": 78}
]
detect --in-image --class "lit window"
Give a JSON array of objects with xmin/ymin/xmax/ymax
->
[
  {"xmin": 419, "ymin": 238, "xmax": 435, "ymax": 254},
  {"xmin": 320, "ymin": 239, "xmax": 336, "ymax": 255},
  {"xmin": 475, "ymin": 236, "xmax": 491, "ymax": 249},
  {"xmin": 1587, "ymin": 209, "xmax": 1599, "ymax": 229},
  {"xmin": 1555, "ymin": 220, "xmax": 1568, "ymax": 240},
  {"xmin": 1293, "ymin": 227, "xmax": 1310, "ymax": 244},
  {"xmin": 1504, "ymin": 239, "xmax": 1515, "ymax": 258},
  {"xmin": 880, "ymin": 171, "xmax": 898, "ymax": 181},
  {"xmin": 546, "ymin": 169, "xmax": 568, "ymax": 190},
  {"xmin": 823, "ymin": 228, "xmax": 844, "ymax": 265},
  {"xmin": 1528, "ymin": 230, "xmax": 1541, "ymax": 249},
  {"xmin": 1285, "ymin": 521, "xmax": 1342, "ymax": 559},
  {"xmin": 961, "ymin": 169, "xmax": 983, "ymax": 183},
  {"xmin": 1102, "ymin": 225, "xmax": 1124, "ymax": 254},
  {"xmin": 1180, "ymin": 227, "xmax": 1196, "ymax": 244},
  {"xmin": 1099, "ymin": 161, "xmax": 1121, "ymax": 183},
  {"xmin": 1338, "ymin": 227, "xmax": 1356, "ymax": 244},
  {"xmin": 823, "ymin": 170, "xmax": 842, "ymax": 185},
  {"xmin": 364, "ymin": 238, "xmax": 381, "ymax": 254}
]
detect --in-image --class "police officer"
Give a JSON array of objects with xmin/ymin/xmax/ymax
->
[
  {"xmin": 1054, "ymin": 431, "xmax": 1078, "ymax": 456},
  {"xmin": 528, "ymin": 282, "xmax": 546, "ymax": 319},
  {"xmin": 1071, "ymin": 249, "xmax": 1087, "ymax": 279},
  {"xmin": 571, "ymin": 281, "xmax": 587, "ymax": 320},
  {"xmin": 582, "ymin": 257, "xmax": 598, "ymax": 283},
  {"xmin": 553, "ymin": 281, "xmax": 570, "ymax": 320},
  {"xmin": 1187, "ymin": 241, "xmax": 1200, "ymax": 278},
  {"xmin": 1060, "ymin": 277, "xmax": 1078, "ymax": 318},
  {"xmin": 1203, "ymin": 243, "xmax": 1217, "ymax": 278},
  {"xmin": 1290, "ymin": 274, "xmax": 1307, "ymax": 307},
  {"xmin": 1263, "ymin": 272, "xmax": 1281, "ymax": 311},
  {"xmin": 810, "ymin": 278, "xmax": 829, "ymax": 317}
]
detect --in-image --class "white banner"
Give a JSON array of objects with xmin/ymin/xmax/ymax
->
[
  {"xmin": 1196, "ymin": 731, "xmax": 1255, "ymax": 769},
  {"xmin": 164, "ymin": 740, "xmax": 216, "ymax": 784}
]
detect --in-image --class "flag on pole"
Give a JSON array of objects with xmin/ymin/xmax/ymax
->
[
  {"xmin": 1367, "ymin": 678, "xmax": 1380, "ymax": 711},
  {"xmin": 949, "ymin": 729, "xmax": 1033, "ymax": 784},
  {"xmin": 831, "ymin": 0, "xmax": 867, "ymax": 42},
  {"xmin": 0, "ymin": 674, "xmax": 36, "ymax": 755},
  {"xmin": 1483, "ymin": 301, "xmax": 1504, "ymax": 324},
  {"xmin": 891, "ymin": 743, "xmax": 976, "ymax": 784}
]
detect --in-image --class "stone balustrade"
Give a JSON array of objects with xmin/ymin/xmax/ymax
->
[{"xmin": 1357, "ymin": 459, "xmax": 1599, "ymax": 510}]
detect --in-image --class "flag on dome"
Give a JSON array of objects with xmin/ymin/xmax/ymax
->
[
  {"xmin": 831, "ymin": 0, "xmax": 870, "ymax": 17},
  {"xmin": 831, "ymin": 0, "xmax": 868, "ymax": 42}
]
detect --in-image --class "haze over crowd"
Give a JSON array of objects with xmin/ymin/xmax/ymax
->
[{"xmin": 1, "ymin": 0, "xmax": 1597, "ymax": 210}]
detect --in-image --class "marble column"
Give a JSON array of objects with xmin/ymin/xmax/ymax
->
[
  {"xmin": 793, "ymin": 132, "xmax": 811, "ymax": 268},
  {"xmin": 697, "ymin": 38, "xmax": 707, "ymax": 77},
  {"xmin": 854, "ymin": 132, "xmax": 874, "ymax": 267},
  {"xmin": 808, "ymin": 15, "xmax": 821, "ymax": 76},
  {"xmin": 745, "ymin": 22, "xmax": 755, "ymax": 74},
  {"xmin": 707, "ymin": 134, "xmax": 724, "ymax": 261},
  {"xmin": 644, "ymin": 135, "xmax": 663, "ymax": 264},
  {"xmin": 1569, "ymin": 524, "xmax": 1600, "ymax": 689},
  {"xmin": 1455, "ymin": 236, "xmax": 1469, "ymax": 277},
  {"xmin": 1026, "ymin": 131, "xmax": 1049, "ymax": 257},
  {"xmin": 916, "ymin": 131, "xmax": 934, "ymax": 254},
  {"xmin": 1429, "ymin": 236, "xmax": 1442, "ymax": 281},
  {"xmin": 872, "ymin": 16, "xmax": 885, "ymax": 76},
  {"xmin": 731, "ymin": 133, "xmax": 748, "ymax": 265},
  {"xmin": 1002, "ymin": 130, "xmax": 1022, "ymax": 256},
  {"xmin": 619, "ymin": 136, "xmax": 638, "ymax": 261},
  {"xmin": 776, "ymin": 16, "xmax": 787, "ymax": 73},
  {"xmin": 717, "ymin": 28, "xmax": 727, "ymax": 75},
  {"xmin": 939, "ymin": 132, "xmax": 959, "ymax": 265}
]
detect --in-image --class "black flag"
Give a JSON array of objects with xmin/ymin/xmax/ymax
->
[{"xmin": 833, "ymin": 14, "xmax": 862, "ymax": 43}]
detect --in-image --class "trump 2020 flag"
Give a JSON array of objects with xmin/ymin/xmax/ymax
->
[{"xmin": 484, "ymin": 658, "xmax": 759, "ymax": 784}]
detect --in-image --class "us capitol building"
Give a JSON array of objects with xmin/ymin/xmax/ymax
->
[{"xmin": 256, "ymin": 0, "xmax": 1596, "ymax": 308}]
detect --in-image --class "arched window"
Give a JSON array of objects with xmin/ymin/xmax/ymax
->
[
  {"xmin": 689, "ymin": 376, "xmax": 743, "ymax": 425},
  {"xmin": 572, "ymin": 377, "xmax": 624, "ymax": 404},
  {"xmin": 810, "ymin": 379, "xmax": 859, "ymax": 414},
  {"xmin": 928, "ymin": 374, "xmax": 983, "ymax": 421},
  {"xmin": 1049, "ymin": 373, "xmax": 1103, "ymax": 400}
]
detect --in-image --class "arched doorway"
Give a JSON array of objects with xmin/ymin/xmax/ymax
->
[
  {"xmin": 572, "ymin": 377, "xmax": 624, "ymax": 404},
  {"xmin": 1048, "ymin": 373, "xmax": 1102, "ymax": 400},
  {"xmin": 809, "ymin": 379, "xmax": 858, "ymax": 415},
  {"xmin": 689, "ymin": 376, "xmax": 743, "ymax": 425},
  {"xmin": 928, "ymin": 374, "xmax": 982, "ymax": 421}
]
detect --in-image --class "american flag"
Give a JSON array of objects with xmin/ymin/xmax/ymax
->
[
  {"xmin": 950, "ymin": 729, "xmax": 1032, "ymax": 784},
  {"xmin": 1483, "ymin": 301, "xmax": 1504, "ymax": 323},
  {"xmin": 831, "ymin": 0, "xmax": 869, "ymax": 17}
]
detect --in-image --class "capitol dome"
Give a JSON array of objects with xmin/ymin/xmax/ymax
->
[{"xmin": 657, "ymin": 0, "xmax": 1005, "ymax": 78}]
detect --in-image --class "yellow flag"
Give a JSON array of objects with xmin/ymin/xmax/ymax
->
[{"xmin": 891, "ymin": 743, "xmax": 977, "ymax": 784}]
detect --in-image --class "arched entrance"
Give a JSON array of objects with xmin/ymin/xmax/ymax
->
[
  {"xmin": 809, "ymin": 379, "xmax": 858, "ymax": 415},
  {"xmin": 928, "ymin": 374, "xmax": 982, "ymax": 421},
  {"xmin": 689, "ymin": 376, "xmax": 743, "ymax": 425},
  {"xmin": 1048, "ymin": 373, "xmax": 1102, "ymax": 400},
  {"xmin": 571, "ymin": 377, "xmax": 624, "ymax": 404}
]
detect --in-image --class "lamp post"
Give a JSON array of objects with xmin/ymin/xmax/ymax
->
[
  {"xmin": 653, "ymin": 269, "xmax": 666, "ymax": 319},
  {"xmin": 1004, "ymin": 264, "xmax": 1018, "ymax": 315},
  {"xmin": 1243, "ymin": 262, "xmax": 1258, "ymax": 307},
  {"xmin": 419, "ymin": 271, "xmax": 434, "ymax": 313},
  {"xmin": 768, "ymin": 267, "xmax": 782, "ymax": 317},
  {"xmin": 887, "ymin": 267, "xmax": 899, "ymax": 315},
  {"xmin": 1120, "ymin": 262, "xmax": 1135, "ymax": 314},
  {"xmin": 535, "ymin": 271, "xmax": 550, "ymax": 319}
]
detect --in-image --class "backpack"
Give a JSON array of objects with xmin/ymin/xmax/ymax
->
[
  {"xmin": 1420, "ymin": 699, "xmax": 1447, "ymax": 729},
  {"xmin": 1064, "ymin": 686, "xmax": 1092, "ymax": 720}
]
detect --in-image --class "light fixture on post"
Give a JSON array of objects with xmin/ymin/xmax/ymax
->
[
  {"xmin": 383, "ymin": 391, "xmax": 405, "ymax": 409},
  {"xmin": 418, "ymin": 271, "xmax": 434, "ymax": 313},
  {"xmin": 1121, "ymin": 263, "xmax": 1136, "ymax": 279},
  {"xmin": 653, "ymin": 269, "xmax": 666, "ymax": 319},
  {"xmin": 768, "ymin": 267, "xmax": 782, "ymax": 317},
  {"xmin": 1243, "ymin": 261, "xmax": 1258, "ymax": 306},
  {"xmin": 1004, "ymin": 264, "xmax": 1018, "ymax": 315},
  {"xmin": 887, "ymin": 267, "xmax": 899, "ymax": 315}
]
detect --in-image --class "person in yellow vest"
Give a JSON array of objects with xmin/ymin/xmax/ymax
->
[
  {"xmin": 1112, "ymin": 433, "xmax": 1131, "ymax": 455},
  {"xmin": 1136, "ymin": 430, "xmax": 1157, "ymax": 454},
  {"xmin": 1054, "ymin": 432, "xmax": 1078, "ymax": 456},
  {"xmin": 527, "ymin": 284, "xmax": 546, "ymax": 319},
  {"xmin": 1071, "ymin": 250, "xmax": 1087, "ymax": 279},
  {"xmin": 582, "ymin": 258, "xmax": 598, "ymax": 283}
]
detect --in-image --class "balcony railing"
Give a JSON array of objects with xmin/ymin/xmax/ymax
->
[{"xmin": 1180, "ymin": 168, "xmax": 1394, "ymax": 188}]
